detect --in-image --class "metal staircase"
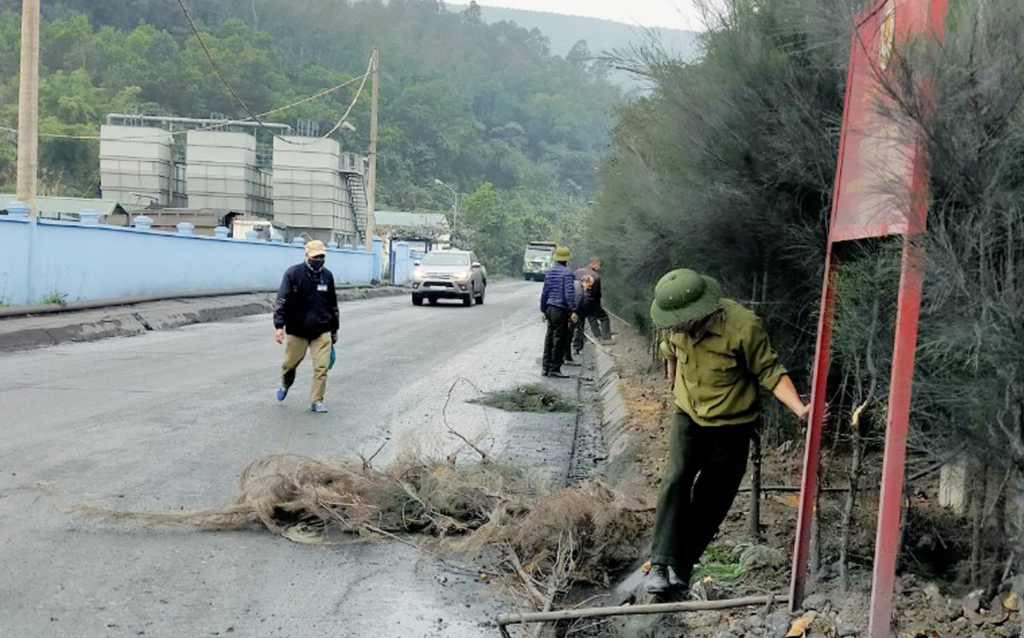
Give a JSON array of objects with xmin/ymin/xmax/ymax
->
[{"xmin": 347, "ymin": 173, "xmax": 368, "ymax": 246}]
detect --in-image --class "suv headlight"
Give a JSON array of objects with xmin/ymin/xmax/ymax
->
[
  {"xmin": 452, "ymin": 271, "xmax": 471, "ymax": 280},
  {"xmin": 412, "ymin": 269, "xmax": 425, "ymax": 281}
]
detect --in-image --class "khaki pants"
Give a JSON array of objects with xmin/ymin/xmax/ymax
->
[{"xmin": 281, "ymin": 332, "xmax": 332, "ymax": 404}]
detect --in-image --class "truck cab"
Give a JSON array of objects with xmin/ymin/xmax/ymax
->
[{"xmin": 522, "ymin": 241, "xmax": 557, "ymax": 281}]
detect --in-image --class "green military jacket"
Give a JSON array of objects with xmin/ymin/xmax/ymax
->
[{"xmin": 660, "ymin": 299, "xmax": 787, "ymax": 426}]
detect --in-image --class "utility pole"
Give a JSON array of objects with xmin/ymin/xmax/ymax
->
[
  {"xmin": 364, "ymin": 46, "xmax": 379, "ymax": 253},
  {"xmin": 17, "ymin": 0, "xmax": 40, "ymax": 216}
]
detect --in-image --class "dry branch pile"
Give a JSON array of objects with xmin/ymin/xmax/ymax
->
[{"xmin": 79, "ymin": 453, "xmax": 651, "ymax": 590}]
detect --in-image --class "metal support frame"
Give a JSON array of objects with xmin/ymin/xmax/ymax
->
[
  {"xmin": 789, "ymin": 2, "xmax": 945, "ymax": 633},
  {"xmin": 867, "ymin": 237, "xmax": 923, "ymax": 638},
  {"xmin": 789, "ymin": 249, "xmax": 837, "ymax": 608},
  {"xmin": 105, "ymin": 113, "xmax": 292, "ymax": 132},
  {"xmin": 790, "ymin": 237, "xmax": 927, "ymax": 636}
]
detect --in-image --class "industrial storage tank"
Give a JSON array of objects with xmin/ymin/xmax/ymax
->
[
  {"xmin": 186, "ymin": 130, "xmax": 272, "ymax": 217},
  {"xmin": 273, "ymin": 136, "xmax": 358, "ymax": 245},
  {"xmin": 100, "ymin": 125, "xmax": 177, "ymax": 209}
]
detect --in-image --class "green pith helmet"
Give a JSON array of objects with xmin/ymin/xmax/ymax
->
[
  {"xmin": 553, "ymin": 246, "xmax": 571, "ymax": 262},
  {"xmin": 650, "ymin": 269, "xmax": 723, "ymax": 329}
]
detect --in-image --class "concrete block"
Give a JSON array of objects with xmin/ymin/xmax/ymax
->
[
  {"xmin": 78, "ymin": 210, "xmax": 100, "ymax": 225},
  {"xmin": 600, "ymin": 378, "xmax": 620, "ymax": 398},
  {"xmin": 6, "ymin": 201, "xmax": 29, "ymax": 219},
  {"xmin": 940, "ymin": 460, "xmax": 978, "ymax": 516},
  {"xmin": 604, "ymin": 404, "xmax": 628, "ymax": 427}
]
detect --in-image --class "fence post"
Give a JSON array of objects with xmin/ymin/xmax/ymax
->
[
  {"xmin": 372, "ymin": 236, "xmax": 383, "ymax": 282},
  {"xmin": 394, "ymin": 241, "xmax": 411, "ymax": 285},
  {"xmin": 6, "ymin": 201, "xmax": 32, "ymax": 304}
]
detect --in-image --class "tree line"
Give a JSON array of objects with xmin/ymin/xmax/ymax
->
[
  {"xmin": 0, "ymin": 0, "xmax": 619, "ymax": 273},
  {"xmin": 589, "ymin": 0, "xmax": 1024, "ymax": 598}
]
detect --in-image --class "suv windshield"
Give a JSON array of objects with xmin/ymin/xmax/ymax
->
[
  {"xmin": 525, "ymin": 248, "xmax": 553, "ymax": 259},
  {"xmin": 422, "ymin": 252, "xmax": 470, "ymax": 266}
]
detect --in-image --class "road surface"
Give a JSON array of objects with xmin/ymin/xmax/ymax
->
[{"xmin": 0, "ymin": 280, "xmax": 580, "ymax": 638}]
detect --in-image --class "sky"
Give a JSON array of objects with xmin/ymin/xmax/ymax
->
[{"xmin": 473, "ymin": 0, "xmax": 707, "ymax": 31}]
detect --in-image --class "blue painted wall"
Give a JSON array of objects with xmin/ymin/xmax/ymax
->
[
  {"xmin": 0, "ymin": 215, "xmax": 398, "ymax": 306},
  {"xmin": 392, "ymin": 242, "xmax": 412, "ymax": 286}
]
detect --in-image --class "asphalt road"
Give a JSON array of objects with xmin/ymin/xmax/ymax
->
[{"xmin": 0, "ymin": 280, "xmax": 580, "ymax": 638}]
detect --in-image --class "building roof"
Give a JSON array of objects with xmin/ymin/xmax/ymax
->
[
  {"xmin": 374, "ymin": 211, "xmax": 449, "ymax": 229},
  {"xmin": 0, "ymin": 195, "xmax": 126, "ymax": 218}
]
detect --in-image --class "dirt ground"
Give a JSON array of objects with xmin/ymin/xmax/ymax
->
[{"xmin": 586, "ymin": 320, "xmax": 1022, "ymax": 638}]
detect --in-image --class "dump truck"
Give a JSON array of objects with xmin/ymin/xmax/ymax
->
[{"xmin": 522, "ymin": 241, "xmax": 558, "ymax": 281}]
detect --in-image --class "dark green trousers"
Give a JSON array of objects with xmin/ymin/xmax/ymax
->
[{"xmin": 650, "ymin": 409, "xmax": 754, "ymax": 579}]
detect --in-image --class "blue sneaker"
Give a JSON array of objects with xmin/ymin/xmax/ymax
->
[
  {"xmin": 310, "ymin": 402, "xmax": 328, "ymax": 413},
  {"xmin": 277, "ymin": 387, "xmax": 289, "ymax": 402}
]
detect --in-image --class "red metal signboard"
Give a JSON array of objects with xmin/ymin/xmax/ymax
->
[
  {"xmin": 789, "ymin": 1, "xmax": 947, "ymax": 637},
  {"xmin": 829, "ymin": 0, "xmax": 941, "ymax": 241}
]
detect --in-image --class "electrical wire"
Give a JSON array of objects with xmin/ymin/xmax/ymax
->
[
  {"xmin": 174, "ymin": 0, "xmax": 276, "ymax": 139},
  {"xmin": 175, "ymin": 0, "xmax": 371, "ymax": 146},
  {"xmin": 0, "ymin": 0, "xmax": 372, "ymax": 144},
  {"xmin": 277, "ymin": 56, "xmax": 372, "ymax": 146},
  {"xmin": 0, "ymin": 71, "xmax": 369, "ymax": 142}
]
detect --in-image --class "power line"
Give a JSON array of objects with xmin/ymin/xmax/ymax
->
[
  {"xmin": 1, "ymin": 0, "xmax": 373, "ymax": 144},
  {"xmin": 278, "ymin": 57, "xmax": 372, "ymax": 146},
  {"xmin": 0, "ymin": 73, "xmax": 369, "ymax": 142},
  {"xmin": 174, "ymin": 0, "xmax": 278, "ymax": 140},
  {"xmin": 261, "ymin": 74, "xmax": 366, "ymax": 119}
]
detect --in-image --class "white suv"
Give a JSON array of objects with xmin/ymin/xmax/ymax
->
[{"xmin": 410, "ymin": 250, "xmax": 488, "ymax": 307}]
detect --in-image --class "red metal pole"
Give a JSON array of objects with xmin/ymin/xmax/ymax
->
[
  {"xmin": 867, "ymin": 237, "xmax": 924, "ymax": 638},
  {"xmin": 789, "ymin": 248, "xmax": 837, "ymax": 611}
]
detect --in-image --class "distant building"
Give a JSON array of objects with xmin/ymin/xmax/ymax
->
[
  {"xmin": 374, "ymin": 211, "xmax": 451, "ymax": 270},
  {"xmin": 98, "ymin": 115, "xmax": 369, "ymax": 246}
]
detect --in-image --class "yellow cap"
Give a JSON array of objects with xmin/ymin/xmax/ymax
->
[{"xmin": 305, "ymin": 240, "xmax": 327, "ymax": 257}]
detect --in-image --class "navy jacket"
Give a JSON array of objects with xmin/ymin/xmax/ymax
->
[
  {"xmin": 540, "ymin": 263, "xmax": 577, "ymax": 312},
  {"xmin": 274, "ymin": 263, "xmax": 340, "ymax": 340}
]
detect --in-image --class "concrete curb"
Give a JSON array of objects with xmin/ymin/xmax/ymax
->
[
  {"xmin": 0, "ymin": 287, "xmax": 409, "ymax": 353},
  {"xmin": 595, "ymin": 347, "xmax": 632, "ymax": 464},
  {"xmin": 0, "ymin": 284, "xmax": 381, "ymax": 319}
]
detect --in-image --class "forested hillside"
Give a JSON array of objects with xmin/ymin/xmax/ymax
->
[
  {"xmin": 588, "ymin": 0, "xmax": 1024, "ymax": 597},
  {"xmin": 0, "ymin": 0, "xmax": 621, "ymax": 273}
]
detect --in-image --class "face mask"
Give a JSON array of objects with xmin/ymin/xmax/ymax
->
[{"xmin": 308, "ymin": 259, "xmax": 325, "ymax": 272}]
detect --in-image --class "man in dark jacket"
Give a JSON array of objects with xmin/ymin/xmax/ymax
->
[
  {"xmin": 540, "ymin": 246, "xmax": 577, "ymax": 378},
  {"xmin": 574, "ymin": 257, "xmax": 611, "ymax": 353},
  {"xmin": 273, "ymin": 240, "xmax": 340, "ymax": 413}
]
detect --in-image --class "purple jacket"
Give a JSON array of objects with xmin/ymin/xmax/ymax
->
[{"xmin": 540, "ymin": 263, "xmax": 577, "ymax": 312}]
